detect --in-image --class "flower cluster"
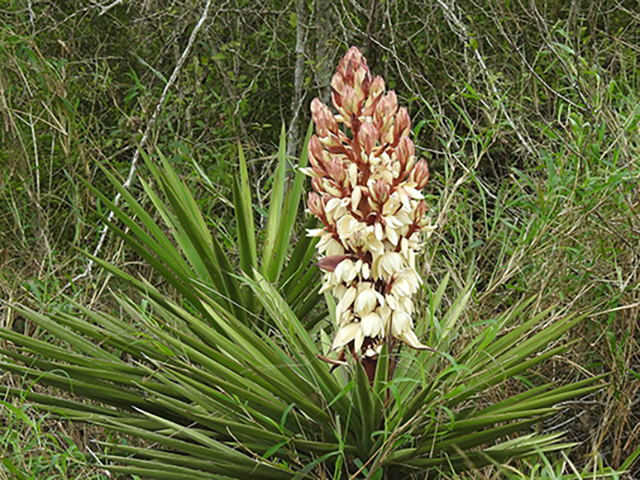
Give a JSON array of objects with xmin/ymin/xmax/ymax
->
[{"xmin": 302, "ymin": 47, "xmax": 433, "ymax": 363}]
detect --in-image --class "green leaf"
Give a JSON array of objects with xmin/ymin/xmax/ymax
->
[
  {"xmin": 262, "ymin": 123, "xmax": 288, "ymax": 281},
  {"xmin": 234, "ymin": 141, "xmax": 258, "ymax": 277},
  {"xmin": 268, "ymin": 121, "xmax": 313, "ymax": 282}
]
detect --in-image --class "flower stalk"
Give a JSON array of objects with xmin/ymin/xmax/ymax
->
[{"xmin": 303, "ymin": 47, "xmax": 435, "ymax": 381}]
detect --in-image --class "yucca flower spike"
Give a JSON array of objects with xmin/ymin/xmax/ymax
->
[{"xmin": 302, "ymin": 47, "xmax": 435, "ymax": 373}]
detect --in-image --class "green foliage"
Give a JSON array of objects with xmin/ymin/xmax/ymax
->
[
  {"xmin": 0, "ymin": 146, "xmax": 604, "ymax": 478},
  {"xmin": 1, "ymin": 0, "xmax": 639, "ymax": 478},
  {"xmin": 0, "ymin": 397, "xmax": 110, "ymax": 480}
]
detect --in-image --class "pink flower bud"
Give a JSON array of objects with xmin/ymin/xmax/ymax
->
[
  {"xmin": 340, "ymin": 47, "xmax": 365, "ymax": 85},
  {"xmin": 308, "ymin": 192, "xmax": 325, "ymax": 218},
  {"xmin": 370, "ymin": 178, "xmax": 389, "ymax": 206},
  {"xmin": 354, "ymin": 66, "xmax": 371, "ymax": 102},
  {"xmin": 396, "ymin": 136, "xmax": 415, "ymax": 172},
  {"xmin": 311, "ymin": 177, "xmax": 324, "ymax": 194},
  {"xmin": 326, "ymin": 157, "xmax": 347, "ymax": 186},
  {"xmin": 331, "ymin": 72, "xmax": 345, "ymax": 95},
  {"xmin": 370, "ymin": 76, "xmax": 385, "ymax": 97},
  {"xmin": 394, "ymin": 107, "xmax": 411, "ymax": 140},
  {"xmin": 411, "ymin": 159, "xmax": 429, "ymax": 189},
  {"xmin": 308, "ymin": 135, "xmax": 325, "ymax": 170},
  {"xmin": 332, "ymin": 87, "xmax": 343, "ymax": 109},
  {"xmin": 311, "ymin": 98, "xmax": 338, "ymax": 138},
  {"xmin": 375, "ymin": 91, "xmax": 398, "ymax": 134},
  {"xmin": 359, "ymin": 122, "xmax": 379, "ymax": 156},
  {"xmin": 413, "ymin": 199, "xmax": 428, "ymax": 221},
  {"xmin": 341, "ymin": 84, "xmax": 358, "ymax": 117},
  {"xmin": 360, "ymin": 72, "xmax": 371, "ymax": 99}
]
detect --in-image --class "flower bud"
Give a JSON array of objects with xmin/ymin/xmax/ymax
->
[
  {"xmin": 311, "ymin": 98, "xmax": 338, "ymax": 138},
  {"xmin": 331, "ymin": 72, "xmax": 345, "ymax": 96},
  {"xmin": 369, "ymin": 178, "xmax": 389, "ymax": 206},
  {"xmin": 322, "ymin": 178, "xmax": 342, "ymax": 197},
  {"xmin": 396, "ymin": 135, "xmax": 415, "ymax": 172},
  {"xmin": 375, "ymin": 91, "xmax": 398, "ymax": 135},
  {"xmin": 332, "ymin": 87, "xmax": 343, "ymax": 109},
  {"xmin": 359, "ymin": 71, "xmax": 371, "ymax": 99},
  {"xmin": 394, "ymin": 107, "xmax": 411, "ymax": 140},
  {"xmin": 411, "ymin": 159, "xmax": 429, "ymax": 189},
  {"xmin": 359, "ymin": 121, "xmax": 379, "ymax": 156},
  {"xmin": 307, "ymin": 192, "xmax": 325, "ymax": 218},
  {"xmin": 370, "ymin": 76, "xmax": 385, "ymax": 97},
  {"xmin": 412, "ymin": 199, "xmax": 428, "ymax": 222},
  {"xmin": 308, "ymin": 135, "xmax": 325, "ymax": 170},
  {"xmin": 311, "ymin": 177, "xmax": 324, "ymax": 194},
  {"xmin": 340, "ymin": 46, "xmax": 365, "ymax": 85},
  {"xmin": 340, "ymin": 84, "xmax": 358, "ymax": 118},
  {"xmin": 326, "ymin": 157, "xmax": 347, "ymax": 186}
]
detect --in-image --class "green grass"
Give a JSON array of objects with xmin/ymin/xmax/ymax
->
[{"xmin": 0, "ymin": 397, "xmax": 114, "ymax": 480}]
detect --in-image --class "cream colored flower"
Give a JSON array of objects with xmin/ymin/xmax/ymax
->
[{"xmin": 304, "ymin": 47, "xmax": 434, "ymax": 370}]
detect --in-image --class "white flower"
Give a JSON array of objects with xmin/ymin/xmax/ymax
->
[
  {"xmin": 348, "ymin": 163, "xmax": 358, "ymax": 187},
  {"xmin": 334, "ymin": 259, "xmax": 358, "ymax": 284},
  {"xmin": 396, "ymin": 328, "xmax": 432, "ymax": 351},
  {"xmin": 307, "ymin": 228, "xmax": 326, "ymax": 237},
  {"xmin": 331, "ymin": 322, "xmax": 360, "ymax": 351},
  {"xmin": 372, "ymin": 251, "xmax": 404, "ymax": 279},
  {"xmin": 391, "ymin": 310, "xmax": 412, "ymax": 337},
  {"xmin": 351, "ymin": 186, "xmax": 363, "ymax": 211},
  {"xmin": 336, "ymin": 215, "xmax": 363, "ymax": 240},
  {"xmin": 392, "ymin": 269, "xmax": 421, "ymax": 297},
  {"xmin": 325, "ymin": 197, "xmax": 349, "ymax": 224},
  {"xmin": 354, "ymin": 284, "xmax": 381, "ymax": 316},
  {"xmin": 360, "ymin": 311, "xmax": 384, "ymax": 338},
  {"xmin": 386, "ymin": 225, "xmax": 399, "ymax": 246},
  {"xmin": 335, "ymin": 286, "xmax": 357, "ymax": 322}
]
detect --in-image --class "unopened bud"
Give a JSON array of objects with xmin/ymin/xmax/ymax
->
[
  {"xmin": 370, "ymin": 76, "xmax": 385, "ymax": 97},
  {"xmin": 360, "ymin": 71, "xmax": 371, "ymax": 99},
  {"xmin": 411, "ymin": 159, "xmax": 429, "ymax": 189},
  {"xmin": 370, "ymin": 178, "xmax": 389, "ymax": 205},
  {"xmin": 341, "ymin": 84, "xmax": 358, "ymax": 117},
  {"xmin": 340, "ymin": 47, "xmax": 365, "ymax": 85},
  {"xmin": 307, "ymin": 192, "xmax": 325, "ymax": 217},
  {"xmin": 332, "ymin": 87, "xmax": 343, "ymax": 109},
  {"xmin": 322, "ymin": 178, "xmax": 342, "ymax": 197},
  {"xmin": 308, "ymin": 135, "xmax": 325, "ymax": 170},
  {"xmin": 326, "ymin": 157, "xmax": 347, "ymax": 186},
  {"xmin": 375, "ymin": 91, "xmax": 398, "ymax": 134},
  {"xmin": 396, "ymin": 136, "xmax": 415, "ymax": 171},
  {"xmin": 311, "ymin": 98, "xmax": 338, "ymax": 138},
  {"xmin": 354, "ymin": 66, "xmax": 371, "ymax": 102},
  {"xmin": 319, "ymin": 133, "xmax": 343, "ymax": 152},
  {"xmin": 394, "ymin": 107, "xmax": 411, "ymax": 140},
  {"xmin": 331, "ymin": 71, "xmax": 345, "ymax": 95},
  {"xmin": 359, "ymin": 122, "xmax": 379, "ymax": 156},
  {"xmin": 413, "ymin": 199, "xmax": 428, "ymax": 221}
]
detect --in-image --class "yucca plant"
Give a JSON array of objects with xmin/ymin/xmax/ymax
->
[{"xmin": 0, "ymin": 48, "xmax": 603, "ymax": 479}]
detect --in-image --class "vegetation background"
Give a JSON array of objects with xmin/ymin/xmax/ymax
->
[{"xmin": 0, "ymin": 0, "xmax": 638, "ymax": 478}]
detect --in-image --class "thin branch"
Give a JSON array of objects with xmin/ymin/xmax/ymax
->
[
  {"xmin": 287, "ymin": 0, "xmax": 309, "ymax": 160},
  {"xmin": 95, "ymin": 0, "xmax": 124, "ymax": 16},
  {"xmin": 436, "ymin": 0, "xmax": 536, "ymax": 157}
]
